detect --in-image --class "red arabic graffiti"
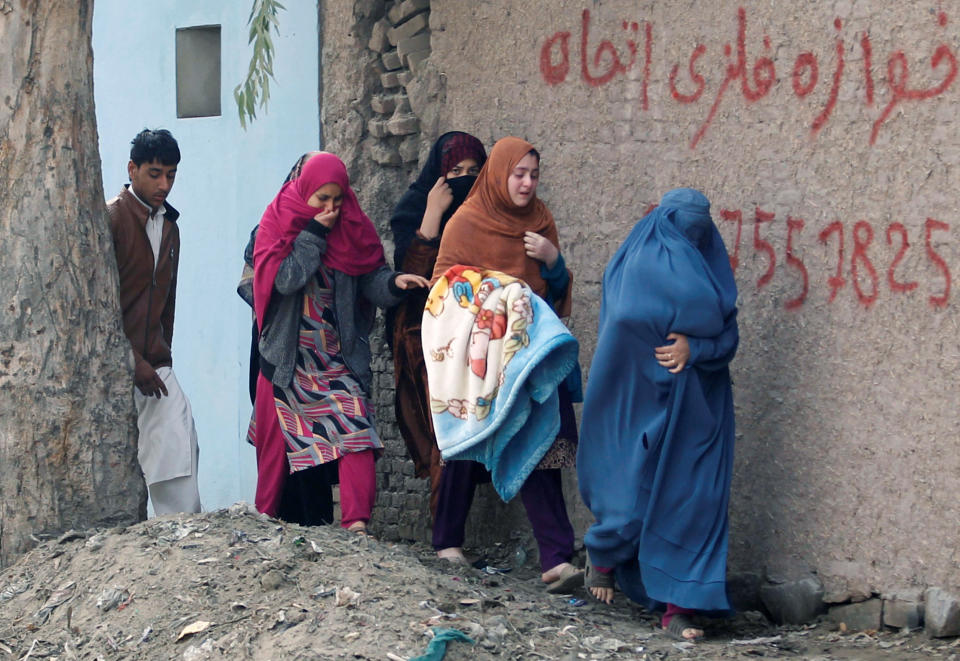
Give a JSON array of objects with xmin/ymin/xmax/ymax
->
[
  {"xmin": 541, "ymin": 10, "xmax": 653, "ymax": 109},
  {"xmin": 717, "ymin": 207, "xmax": 952, "ymax": 310},
  {"xmin": 539, "ymin": 8, "xmax": 957, "ymax": 148}
]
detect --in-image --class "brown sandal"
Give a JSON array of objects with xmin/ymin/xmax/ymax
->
[
  {"xmin": 545, "ymin": 564, "xmax": 585, "ymax": 594},
  {"xmin": 346, "ymin": 522, "xmax": 370, "ymax": 536}
]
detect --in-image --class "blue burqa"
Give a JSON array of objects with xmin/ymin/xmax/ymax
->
[{"xmin": 578, "ymin": 188, "xmax": 739, "ymax": 612}]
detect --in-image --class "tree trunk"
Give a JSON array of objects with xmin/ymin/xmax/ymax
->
[{"xmin": 0, "ymin": 0, "xmax": 146, "ymax": 568}]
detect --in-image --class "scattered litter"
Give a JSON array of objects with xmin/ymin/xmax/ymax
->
[
  {"xmin": 176, "ymin": 620, "xmax": 213, "ymax": 642},
  {"xmin": 583, "ymin": 635, "xmax": 630, "ymax": 652},
  {"xmin": 462, "ymin": 622, "xmax": 485, "ymax": 640},
  {"xmin": 335, "ymin": 586, "xmax": 361, "ymax": 608},
  {"xmin": 0, "ymin": 581, "xmax": 29, "ymax": 603},
  {"xmin": 1, "ymin": 510, "xmax": 955, "ymax": 660},
  {"xmin": 227, "ymin": 502, "xmax": 257, "ymax": 516},
  {"xmin": 259, "ymin": 569, "xmax": 284, "ymax": 591},
  {"xmin": 481, "ymin": 616, "xmax": 510, "ymax": 647},
  {"xmin": 480, "ymin": 565, "xmax": 511, "ymax": 574},
  {"xmin": 158, "ymin": 525, "xmax": 195, "ymax": 544},
  {"xmin": 731, "ymin": 635, "xmax": 783, "ymax": 645},
  {"xmin": 270, "ymin": 610, "xmax": 290, "ymax": 631},
  {"xmin": 84, "ymin": 534, "xmax": 106, "ymax": 551},
  {"xmin": 182, "ymin": 638, "xmax": 214, "ymax": 660},
  {"xmin": 56, "ymin": 530, "xmax": 85, "ymax": 544},
  {"xmin": 96, "ymin": 587, "xmax": 130, "ymax": 612},
  {"xmin": 20, "ymin": 640, "xmax": 39, "ymax": 660},
  {"xmin": 513, "ymin": 546, "xmax": 528, "ymax": 568},
  {"xmin": 33, "ymin": 580, "xmax": 76, "ymax": 624},
  {"xmin": 409, "ymin": 627, "xmax": 474, "ymax": 661}
]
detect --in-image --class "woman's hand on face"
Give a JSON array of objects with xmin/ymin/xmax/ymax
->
[
  {"xmin": 655, "ymin": 333, "xmax": 690, "ymax": 374},
  {"xmin": 394, "ymin": 273, "xmax": 430, "ymax": 290},
  {"xmin": 313, "ymin": 208, "xmax": 340, "ymax": 229},
  {"xmin": 426, "ymin": 177, "xmax": 454, "ymax": 215},
  {"xmin": 523, "ymin": 231, "xmax": 559, "ymax": 269},
  {"xmin": 420, "ymin": 177, "xmax": 452, "ymax": 240}
]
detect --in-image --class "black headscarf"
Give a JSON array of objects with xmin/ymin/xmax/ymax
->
[{"xmin": 389, "ymin": 131, "xmax": 486, "ymax": 270}]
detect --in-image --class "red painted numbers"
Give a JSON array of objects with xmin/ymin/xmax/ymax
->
[
  {"xmin": 850, "ymin": 221, "xmax": 879, "ymax": 308},
  {"xmin": 818, "ymin": 221, "xmax": 846, "ymax": 304},
  {"xmin": 925, "ymin": 218, "xmax": 951, "ymax": 308},
  {"xmin": 784, "ymin": 217, "xmax": 809, "ymax": 309},
  {"xmin": 885, "ymin": 223, "xmax": 917, "ymax": 294},
  {"xmin": 718, "ymin": 209, "xmax": 952, "ymax": 309},
  {"xmin": 719, "ymin": 208, "xmax": 743, "ymax": 271},
  {"xmin": 753, "ymin": 208, "xmax": 776, "ymax": 289}
]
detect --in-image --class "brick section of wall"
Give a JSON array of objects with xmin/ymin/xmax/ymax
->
[
  {"xmin": 319, "ymin": 1, "xmax": 546, "ymax": 555},
  {"xmin": 362, "ymin": 0, "xmax": 431, "ymax": 167}
]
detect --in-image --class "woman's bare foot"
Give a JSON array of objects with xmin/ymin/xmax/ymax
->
[
  {"xmin": 346, "ymin": 521, "xmax": 368, "ymax": 535},
  {"xmin": 585, "ymin": 561, "xmax": 615, "ymax": 604},
  {"xmin": 542, "ymin": 562, "xmax": 585, "ymax": 594},
  {"xmin": 436, "ymin": 547, "xmax": 468, "ymax": 564},
  {"xmin": 664, "ymin": 614, "xmax": 704, "ymax": 641},
  {"xmin": 541, "ymin": 561, "xmax": 575, "ymax": 584},
  {"xmin": 589, "ymin": 585, "xmax": 615, "ymax": 604}
]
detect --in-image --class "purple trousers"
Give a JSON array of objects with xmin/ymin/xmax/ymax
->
[{"xmin": 432, "ymin": 461, "xmax": 575, "ymax": 572}]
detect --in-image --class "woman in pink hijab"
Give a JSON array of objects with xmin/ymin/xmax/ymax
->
[{"xmin": 248, "ymin": 152, "xmax": 427, "ymax": 532}]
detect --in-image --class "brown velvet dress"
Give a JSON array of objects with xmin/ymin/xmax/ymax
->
[{"xmin": 392, "ymin": 233, "xmax": 449, "ymax": 514}]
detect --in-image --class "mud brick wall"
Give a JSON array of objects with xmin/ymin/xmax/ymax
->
[
  {"xmin": 320, "ymin": 0, "xmax": 960, "ymax": 596},
  {"xmin": 321, "ymin": 1, "xmax": 520, "ymax": 551}
]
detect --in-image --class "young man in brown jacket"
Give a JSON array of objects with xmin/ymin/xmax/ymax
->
[{"xmin": 107, "ymin": 129, "xmax": 201, "ymax": 514}]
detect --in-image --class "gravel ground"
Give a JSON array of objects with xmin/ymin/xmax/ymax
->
[{"xmin": 1, "ymin": 505, "xmax": 957, "ymax": 660}]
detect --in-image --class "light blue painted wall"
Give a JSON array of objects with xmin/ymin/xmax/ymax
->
[{"xmin": 93, "ymin": 1, "xmax": 319, "ymax": 511}]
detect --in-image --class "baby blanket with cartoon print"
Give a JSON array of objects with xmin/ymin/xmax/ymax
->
[{"xmin": 422, "ymin": 265, "xmax": 578, "ymax": 501}]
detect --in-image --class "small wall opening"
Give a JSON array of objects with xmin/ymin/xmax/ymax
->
[{"xmin": 176, "ymin": 25, "xmax": 221, "ymax": 118}]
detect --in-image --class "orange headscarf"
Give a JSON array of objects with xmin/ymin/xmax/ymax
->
[{"xmin": 431, "ymin": 136, "xmax": 572, "ymax": 316}]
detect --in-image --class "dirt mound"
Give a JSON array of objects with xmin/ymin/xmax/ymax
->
[{"xmin": 0, "ymin": 506, "xmax": 955, "ymax": 660}]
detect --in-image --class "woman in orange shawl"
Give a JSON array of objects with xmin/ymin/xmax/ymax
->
[{"xmin": 429, "ymin": 137, "xmax": 583, "ymax": 593}]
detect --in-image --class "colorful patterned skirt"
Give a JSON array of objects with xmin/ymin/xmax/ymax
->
[{"xmin": 248, "ymin": 271, "xmax": 382, "ymax": 472}]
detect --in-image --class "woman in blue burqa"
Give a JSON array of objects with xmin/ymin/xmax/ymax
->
[{"xmin": 577, "ymin": 188, "xmax": 738, "ymax": 641}]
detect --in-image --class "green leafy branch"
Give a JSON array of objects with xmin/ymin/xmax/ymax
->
[{"xmin": 234, "ymin": 0, "xmax": 285, "ymax": 129}]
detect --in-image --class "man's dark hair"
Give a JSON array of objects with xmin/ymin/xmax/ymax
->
[{"xmin": 129, "ymin": 128, "xmax": 181, "ymax": 166}]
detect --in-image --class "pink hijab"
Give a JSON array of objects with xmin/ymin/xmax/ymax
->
[{"xmin": 252, "ymin": 152, "xmax": 386, "ymax": 328}]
